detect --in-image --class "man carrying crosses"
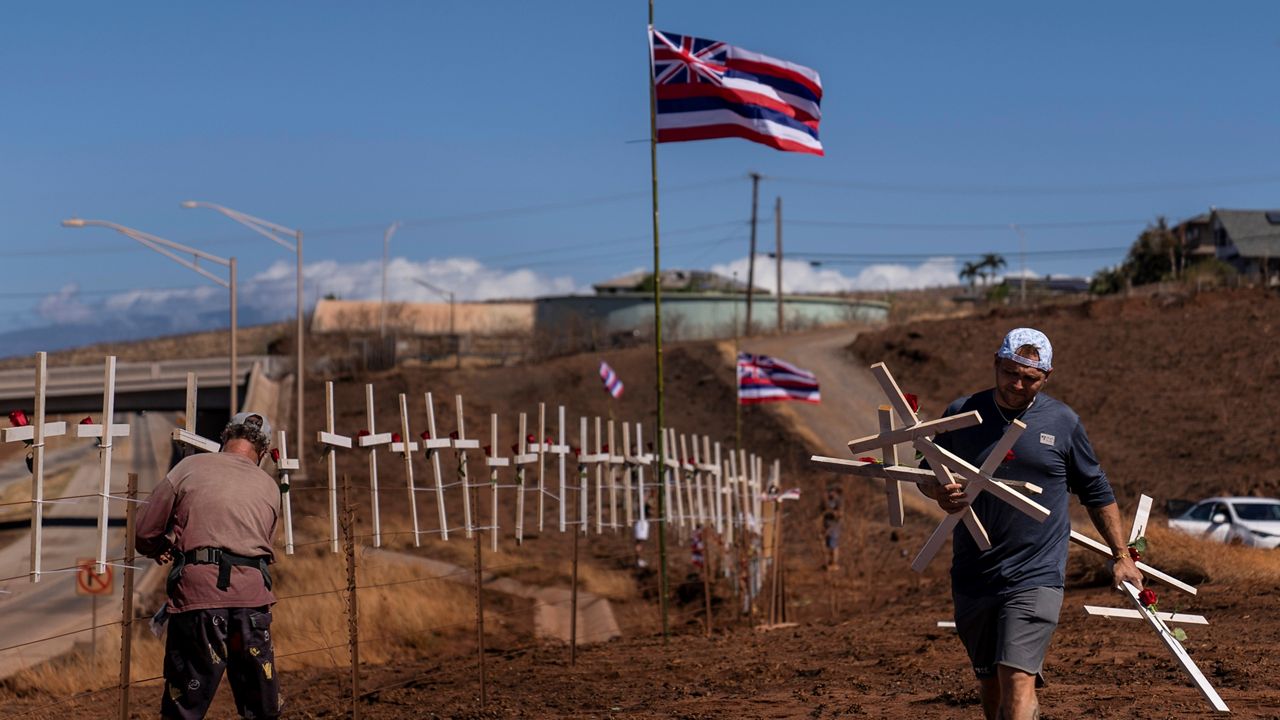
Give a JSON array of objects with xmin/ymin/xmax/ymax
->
[
  {"xmin": 919, "ymin": 328, "xmax": 1143, "ymax": 720},
  {"xmin": 136, "ymin": 411, "xmax": 281, "ymax": 720}
]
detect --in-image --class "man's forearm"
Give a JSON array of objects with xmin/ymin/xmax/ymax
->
[{"xmin": 1086, "ymin": 502, "xmax": 1130, "ymax": 555}]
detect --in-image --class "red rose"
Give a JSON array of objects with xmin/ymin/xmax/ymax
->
[
  {"xmin": 270, "ymin": 448, "xmax": 280, "ymax": 463},
  {"xmin": 483, "ymin": 444, "xmax": 492, "ymax": 455},
  {"xmin": 544, "ymin": 436, "xmax": 553, "ymax": 445},
  {"xmin": 1138, "ymin": 588, "xmax": 1157, "ymax": 607},
  {"xmin": 8, "ymin": 410, "xmax": 29, "ymax": 428},
  {"xmin": 1004, "ymin": 449, "xmax": 1016, "ymax": 463},
  {"xmin": 391, "ymin": 433, "xmax": 402, "ymax": 443},
  {"xmin": 526, "ymin": 433, "xmax": 536, "ymax": 443},
  {"xmin": 603, "ymin": 444, "xmax": 610, "ymax": 453},
  {"xmin": 420, "ymin": 430, "xmax": 433, "ymax": 440},
  {"xmin": 510, "ymin": 443, "xmax": 520, "ymax": 454},
  {"xmin": 904, "ymin": 393, "xmax": 920, "ymax": 413},
  {"xmin": 80, "ymin": 416, "xmax": 94, "ymax": 425},
  {"xmin": 571, "ymin": 447, "xmax": 581, "ymax": 457},
  {"xmin": 357, "ymin": 429, "xmax": 371, "ymax": 438},
  {"xmin": 857, "ymin": 456, "xmax": 881, "ymax": 464},
  {"xmin": 449, "ymin": 430, "xmax": 459, "ymax": 440},
  {"xmin": 1127, "ymin": 546, "xmax": 1142, "ymax": 562}
]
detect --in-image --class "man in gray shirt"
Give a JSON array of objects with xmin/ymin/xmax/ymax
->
[
  {"xmin": 137, "ymin": 411, "xmax": 281, "ymax": 719},
  {"xmin": 919, "ymin": 328, "xmax": 1143, "ymax": 720}
]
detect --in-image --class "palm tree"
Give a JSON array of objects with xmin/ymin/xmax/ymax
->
[
  {"xmin": 979, "ymin": 253, "xmax": 1007, "ymax": 285},
  {"xmin": 960, "ymin": 261, "xmax": 981, "ymax": 291}
]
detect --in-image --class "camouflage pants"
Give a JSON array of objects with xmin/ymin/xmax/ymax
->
[{"xmin": 161, "ymin": 606, "xmax": 279, "ymax": 719}]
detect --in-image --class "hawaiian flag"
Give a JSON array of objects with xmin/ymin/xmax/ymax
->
[
  {"xmin": 737, "ymin": 352, "xmax": 820, "ymax": 404},
  {"xmin": 649, "ymin": 28, "xmax": 823, "ymax": 156},
  {"xmin": 599, "ymin": 361, "xmax": 625, "ymax": 398}
]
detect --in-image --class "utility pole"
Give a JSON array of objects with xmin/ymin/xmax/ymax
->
[
  {"xmin": 774, "ymin": 196, "xmax": 783, "ymax": 333},
  {"xmin": 1010, "ymin": 223, "xmax": 1028, "ymax": 307},
  {"xmin": 380, "ymin": 222, "xmax": 402, "ymax": 338},
  {"xmin": 745, "ymin": 172, "xmax": 761, "ymax": 336}
]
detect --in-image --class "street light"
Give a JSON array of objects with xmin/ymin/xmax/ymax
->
[
  {"xmin": 412, "ymin": 278, "xmax": 458, "ymax": 368},
  {"xmin": 380, "ymin": 221, "xmax": 402, "ymax": 338},
  {"xmin": 182, "ymin": 201, "xmax": 305, "ymax": 474},
  {"xmin": 61, "ymin": 218, "xmax": 240, "ymax": 416}
]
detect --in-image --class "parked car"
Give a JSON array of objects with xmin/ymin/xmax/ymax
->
[{"xmin": 1167, "ymin": 497, "xmax": 1280, "ymax": 549}]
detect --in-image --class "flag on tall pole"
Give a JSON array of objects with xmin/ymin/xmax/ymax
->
[
  {"xmin": 737, "ymin": 352, "xmax": 821, "ymax": 404},
  {"xmin": 599, "ymin": 361, "xmax": 625, "ymax": 399},
  {"xmin": 650, "ymin": 28, "xmax": 823, "ymax": 156}
]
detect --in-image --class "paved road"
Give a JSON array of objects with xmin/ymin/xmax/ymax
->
[{"xmin": 0, "ymin": 412, "xmax": 172, "ymax": 679}]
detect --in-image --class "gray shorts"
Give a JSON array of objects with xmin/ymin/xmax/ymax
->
[{"xmin": 953, "ymin": 585, "xmax": 1062, "ymax": 682}]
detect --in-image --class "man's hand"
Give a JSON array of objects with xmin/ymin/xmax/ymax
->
[
  {"xmin": 931, "ymin": 481, "xmax": 969, "ymax": 514},
  {"xmin": 152, "ymin": 548, "xmax": 174, "ymax": 566},
  {"xmin": 1112, "ymin": 554, "xmax": 1144, "ymax": 589}
]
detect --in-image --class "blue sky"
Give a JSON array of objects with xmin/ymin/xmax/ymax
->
[{"xmin": 3, "ymin": 1, "xmax": 1278, "ymax": 342}]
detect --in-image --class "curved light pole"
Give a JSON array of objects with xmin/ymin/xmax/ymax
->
[
  {"xmin": 181, "ymin": 201, "xmax": 306, "ymax": 476},
  {"xmin": 380, "ymin": 221, "xmax": 402, "ymax": 338},
  {"xmin": 61, "ymin": 218, "xmax": 240, "ymax": 416},
  {"xmin": 412, "ymin": 278, "xmax": 458, "ymax": 368}
]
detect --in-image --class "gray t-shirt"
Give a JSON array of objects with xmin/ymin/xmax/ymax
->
[{"xmin": 932, "ymin": 390, "xmax": 1115, "ymax": 596}]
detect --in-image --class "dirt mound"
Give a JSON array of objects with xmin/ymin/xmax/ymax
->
[{"xmin": 849, "ymin": 288, "xmax": 1280, "ymax": 506}]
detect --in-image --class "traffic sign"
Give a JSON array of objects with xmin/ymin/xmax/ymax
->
[{"xmin": 75, "ymin": 557, "xmax": 113, "ymax": 596}]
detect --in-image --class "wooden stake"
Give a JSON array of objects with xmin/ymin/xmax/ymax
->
[
  {"xmin": 317, "ymin": 381, "xmax": 352, "ymax": 554},
  {"xmin": 537, "ymin": 403, "xmax": 547, "ymax": 533},
  {"xmin": 621, "ymin": 421, "xmax": 635, "ymax": 527},
  {"xmin": 359, "ymin": 384, "xmax": 394, "ymax": 548},
  {"xmin": 570, "ymin": 515, "xmax": 580, "ymax": 666},
  {"xmin": 117, "ymin": 472, "xmax": 137, "ymax": 720},
  {"xmin": 169, "ymin": 372, "xmax": 219, "ymax": 454},
  {"xmin": 452, "ymin": 395, "xmax": 479, "ymax": 538},
  {"xmin": 75, "ymin": 356, "xmax": 130, "ymax": 573},
  {"xmin": 341, "ymin": 474, "xmax": 360, "ymax": 719},
  {"xmin": 513, "ymin": 413, "xmax": 537, "ymax": 545},
  {"xmin": 607, "ymin": 419, "xmax": 621, "ymax": 531},
  {"xmin": 555, "ymin": 406, "xmax": 569, "ymax": 533},
  {"xmin": 486, "ymin": 413, "xmax": 507, "ymax": 552},
  {"xmin": 594, "ymin": 417, "xmax": 604, "ymax": 534},
  {"xmin": 472, "ymin": 480, "xmax": 487, "ymax": 709}
]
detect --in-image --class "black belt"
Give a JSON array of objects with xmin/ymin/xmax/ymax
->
[{"xmin": 167, "ymin": 547, "xmax": 273, "ymax": 596}]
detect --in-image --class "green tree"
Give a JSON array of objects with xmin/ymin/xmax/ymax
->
[
  {"xmin": 978, "ymin": 253, "xmax": 1007, "ymax": 286},
  {"xmin": 960, "ymin": 261, "xmax": 981, "ymax": 291},
  {"xmin": 1090, "ymin": 217, "xmax": 1184, "ymax": 294}
]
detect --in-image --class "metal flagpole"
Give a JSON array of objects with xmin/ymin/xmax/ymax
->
[{"xmin": 647, "ymin": 2, "xmax": 670, "ymax": 642}]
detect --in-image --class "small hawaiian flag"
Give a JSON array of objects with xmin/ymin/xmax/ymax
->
[{"xmin": 599, "ymin": 361, "xmax": 624, "ymax": 399}]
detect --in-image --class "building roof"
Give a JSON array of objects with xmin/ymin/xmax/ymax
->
[
  {"xmin": 1214, "ymin": 209, "xmax": 1280, "ymax": 259},
  {"xmin": 310, "ymin": 299, "xmax": 533, "ymax": 335},
  {"xmin": 592, "ymin": 269, "xmax": 767, "ymax": 295}
]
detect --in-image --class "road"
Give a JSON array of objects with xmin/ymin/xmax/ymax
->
[
  {"xmin": 0, "ymin": 412, "xmax": 172, "ymax": 679},
  {"xmin": 742, "ymin": 327, "xmax": 939, "ymax": 518}
]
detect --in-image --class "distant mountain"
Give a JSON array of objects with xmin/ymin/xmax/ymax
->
[{"xmin": 0, "ymin": 308, "xmax": 279, "ymax": 360}]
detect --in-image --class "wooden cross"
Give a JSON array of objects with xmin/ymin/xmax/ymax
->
[
  {"xmin": 451, "ymin": 395, "xmax": 480, "ymax": 538},
  {"xmin": 392, "ymin": 393, "xmax": 422, "ymax": 546},
  {"xmin": 593, "ymin": 417, "xmax": 605, "ymax": 534},
  {"xmin": 75, "ymin": 356, "xmax": 131, "ymax": 574},
  {"xmin": 908, "ymin": 420, "xmax": 1052, "ymax": 572},
  {"xmin": 316, "ymin": 380, "xmax": 353, "ymax": 553},
  {"xmin": 272, "ymin": 430, "xmax": 299, "ymax": 555},
  {"xmin": 170, "ymin": 372, "xmax": 220, "ymax": 454},
  {"xmin": 726, "ymin": 449, "xmax": 739, "ymax": 547},
  {"xmin": 421, "ymin": 392, "xmax": 453, "ymax": 541},
  {"xmin": 621, "ymin": 421, "xmax": 648, "ymax": 528},
  {"xmin": 511, "ymin": 412, "xmax": 538, "ymax": 545},
  {"xmin": 1070, "ymin": 494, "xmax": 1197, "ymax": 595},
  {"xmin": 485, "ymin": 412, "xmax": 510, "ymax": 551},
  {"xmin": 664, "ymin": 428, "xmax": 684, "ymax": 530},
  {"xmin": 707, "ymin": 440, "xmax": 724, "ymax": 535},
  {"xmin": 1114, "ymin": 580, "xmax": 1228, "ymax": 712},
  {"xmin": 2, "ymin": 352, "xmax": 67, "ymax": 582},
  {"xmin": 688, "ymin": 434, "xmax": 707, "ymax": 527},
  {"xmin": 576, "ymin": 416, "xmax": 601, "ymax": 534},
  {"xmin": 358, "ymin": 384, "xmax": 394, "ymax": 548},
  {"xmin": 536, "ymin": 403, "xmax": 547, "ymax": 533},
  {"xmin": 680, "ymin": 434, "xmax": 698, "ymax": 527},
  {"xmin": 549, "ymin": 405, "xmax": 571, "ymax": 533},
  {"xmin": 607, "ymin": 419, "xmax": 624, "ymax": 531}
]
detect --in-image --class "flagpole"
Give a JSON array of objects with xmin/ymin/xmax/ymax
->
[{"xmin": 647, "ymin": 1, "xmax": 670, "ymax": 643}]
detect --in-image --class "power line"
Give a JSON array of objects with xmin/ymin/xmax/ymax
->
[
  {"xmin": 768, "ymin": 174, "xmax": 1280, "ymax": 196},
  {"xmin": 782, "ymin": 218, "xmax": 1145, "ymax": 231},
  {"xmin": 787, "ymin": 246, "xmax": 1129, "ymax": 261}
]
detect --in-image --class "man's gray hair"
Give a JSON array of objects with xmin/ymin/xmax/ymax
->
[{"xmin": 221, "ymin": 418, "xmax": 270, "ymax": 454}]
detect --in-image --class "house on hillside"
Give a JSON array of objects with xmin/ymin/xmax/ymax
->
[
  {"xmin": 1175, "ymin": 209, "xmax": 1280, "ymax": 284},
  {"xmin": 592, "ymin": 269, "xmax": 764, "ymax": 295}
]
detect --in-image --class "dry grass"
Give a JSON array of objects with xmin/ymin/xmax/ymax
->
[
  {"xmin": 1141, "ymin": 524, "xmax": 1280, "ymax": 588},
  {"xmin": 0, "ymin": 468, "xmax": 75, "ymax": 523},
  {"xmin": 3, "ymin": 545, "xmax": 478, "ymax": 697}
]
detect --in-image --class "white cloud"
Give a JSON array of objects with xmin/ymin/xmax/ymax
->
[
  {"xmin": 36, "ymin": 284, "xmax": 94, "ymax": 324},
  {"xmin": 710, "ymin": 255, "xmax": 960, "ymax": 293},
  {"xmin": 35, "ymin": 257, "xmax": 577, "ymax": 331}
]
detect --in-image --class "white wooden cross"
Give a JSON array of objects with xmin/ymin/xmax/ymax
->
[
  {"xmin": 316, "ymin": 380, "xmax": 352, "ymax": 553},
  {"xmin": 549, "ymin": 405, "xmax": 571, "ymax": 533},
  {"xmin": 621, "ymin": 421, "xmax": 649, "ymax": 529},
  {"xmin": 536, "ymin": 402, "xmax": 548, "ymax": 533},
  {"xmin": 511, "ymin": 412, "xmax": 538, "ymax": 545},
  {"xmin": 726, "ymin": 449, "xmax": 739, "ymax": 546},
  {"xmin": 421, "ymin": 392, "xmax": 453, "ymax": 541},
  {"xmin": 664, "ymin": 428, "xmax": 684, "ymax": 530},
  {"xmin": 451, "ymin": 395, "xmax": 480, "ymax": 539},
  {"xmin": 592, "ymin": 417, "xmax": 606, "ymax": 534},
  {"xmin": 2, "ymin": 352, "xmax": 68, "ymax": 582},
  {"xmin": 392, "ymin": 393, "xmax": 422, "ymax": 546},
  {"xmin": 908, "ymin": 420, "xmax": 1053, "ymax": 572},
  {"xmin": 1070, "ymin": 494, "xmax": 1198, "ymax": 595},
  {"xmin": 76, "ymin": 356, "xmax": 131, "ymax": 574},
  {"xmin": 358, "ymin": 384, "xmax": 394, "ymax": 548},
  {"xmin": 680, "ymin": 434, "xmax": 699, "ymax": 527},
  {"xmin": 607, "ymin": 419, "xmax": 624, "ymax": 531},
  {"xmin": 170, "ymin": 372, "xmax": 221, "ymax": 454},
  {"xmin": 484, "ymin": 412, "xmax": 509, "ymax": 552},
  {"xmin": 1111, "ymin": 580, "xmax": 1228, "ymax": 712},
  {"xmin": 688, "ymin": 434, "xmax": 707, "ymax": 527},
  {"xmin": 708, "ymin": 440, "xmax": 725, "ymax": 535},
  {"xmin": 576, "ymin": 416, "xmax": 603, "ymax": 534},
  {"xmin": 272, "ymin": 430, "xmax": 299, "ymax": 555}
]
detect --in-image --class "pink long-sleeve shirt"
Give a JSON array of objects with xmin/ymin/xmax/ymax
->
[{"xmin": 136, "ymin": 452, "xmax": 279, "ymax": 612}]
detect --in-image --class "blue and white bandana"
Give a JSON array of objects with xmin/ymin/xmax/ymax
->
[{"xmin": 997, "ymin": 328, "xmax": 1053, "ymax": 371}]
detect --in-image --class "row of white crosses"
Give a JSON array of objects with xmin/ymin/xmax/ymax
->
[
  {"xmin": 2, "ymin": 354, "xmax": 130, "ymax": 580},
  {"xmin": 811, "ymin": 362, "xmax": 1226, "ymax": 713}
]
